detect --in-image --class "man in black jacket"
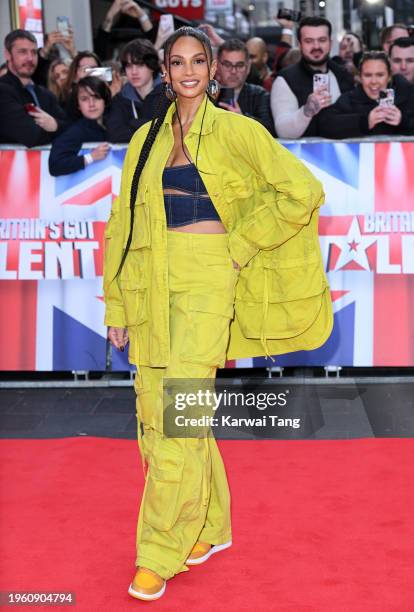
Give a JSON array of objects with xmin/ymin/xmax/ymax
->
[
  {"xmin": 0, "ymin": 29, "xmax": 67, "ymax": 147},
  {"xmin": 216, "ymin": 39, "xmax": 275, "ymax": 135},
  {"xmin": 271, "ymin": 17, "xmax": 354, "ymax": 138}
]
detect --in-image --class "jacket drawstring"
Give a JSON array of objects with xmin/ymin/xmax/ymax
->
[
  {"xmin": 260, "ymin": 268, "xmax": 275, "ymax": 363},
  {"xmin": 131, "ymin": 100, "xmax": 138, "ymax": 120}
]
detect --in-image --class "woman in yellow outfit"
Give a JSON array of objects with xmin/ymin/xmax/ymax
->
[{"xmin": 103, "ymin": 27, "xmax": 332, "ymax": 601}]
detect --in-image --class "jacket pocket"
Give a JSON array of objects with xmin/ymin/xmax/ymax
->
[
  {"xmin": 123, "ymin": 185, "xmax": 151, "ymax": 249},
  {"xmin": 119, "ymin": 281, "xmax": 148, "ymax": 327},
  {"xmin": 235, "ymin": 255, "xmax": 328, "ymax": 340},
  {"xmin": 263, "ymin": 253, "xmax": 326, "ymax": 302},
  {"xmin": 143, "ymin": 442, "xmax": 184, "ymax": 531}
]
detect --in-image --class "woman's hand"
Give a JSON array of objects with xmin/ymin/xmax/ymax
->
[
  {"xmin": 108, "ymin": 327, "xmax": 129, "ymax": 351},
  {"xmin": 383, "ymin": 104, "xmax": 402, "ymax": 126},
  {"xmin": 198, "ymin": 23, "xmax": 225, "ymax": 47},
  {"xmin": 61, "ymin": 29, "xmax": 76, "ymax": 57},
  {"xmin": 232, "ymin": 260, "xmax": 241, "ymax": 271},
  {"xmin": 368, "ymin": 106, "xmax": 387, "ymax": 130},
  {"xmin": 91, "ymin": 143, "xmax": 110, "ymax": 161}
]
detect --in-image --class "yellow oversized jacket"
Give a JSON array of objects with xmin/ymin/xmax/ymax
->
[{"xmin": 103, "ymin": 96, "xmax": 333, "ymax": 366}]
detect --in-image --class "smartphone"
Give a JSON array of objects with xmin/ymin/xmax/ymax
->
[
  {"xmin": 24, "ymin": 103, "xmax": 37, "ymax": 113},
  {"xmin": 56, "ymin": 16, "xmax": 70, "ymax": 36},
  {"xmin": 378, "ymin": 88, "xmax": 395, "ymax": 107},
  {"xmin": 277, "ymin": 8, "xmax": 302, "ymax": 22},
  {"xmin": 159, "ymin": 14, "xmax": 175, "ymax": 35},
  {"xmin": 84, "ymin": 66, "xmax": 113, "ymax": 83},
  {"xmin": 218, "ymin": 87, "xmax": 235, "ymax": 106},
  {"xmin": 313, "ymin": 73, "xmax": 329, "ymax": 93}
]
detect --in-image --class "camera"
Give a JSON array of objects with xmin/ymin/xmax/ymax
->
[
  {"xmin": 277, "ymin": 8, "xmax": 302, "ymax": 23},
  {"xmin": 84, "ymin": 67, "xmax": 113, "ymax": 83}
]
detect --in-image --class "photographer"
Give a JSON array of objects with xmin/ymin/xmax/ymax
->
[
  {"xmin": 270, "ymin": 17, "xmax": 354, "ymax": 138},
  {"xmin": 60, "ymin": 51, "xmax": 102, "ymax": 120},
  {"xmin": 318, "ymin": 52, "xmax": 414, "ymax": 139},
  {"xmin": 331, "ymin": 32, "xmax": 363, "ymax": 75},
  {"xmin": 32, "ymin": 28, "xmax": 76, "ymax": 87}
]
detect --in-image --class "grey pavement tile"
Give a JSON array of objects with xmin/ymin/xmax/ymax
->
[
  {"xmin": 0, "ymin": 413, "xmax": 44, "ymax": 431},
  {"xmin": 94, "ymin": 397, "xmax": 135, "ymax": 414}
]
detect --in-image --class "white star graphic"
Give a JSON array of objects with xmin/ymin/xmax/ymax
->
[{"xmin": 332, "ymin": 217, "xmax": 377, "ymax": 271}]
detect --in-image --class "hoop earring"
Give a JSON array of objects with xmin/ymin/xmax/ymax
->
[
  {"xmin": 206, "ymin": 79, "xmax": 219, "ymax": 100},
  {"xmin": 164, "ymin": 82, "xmax": 177, "ymax": 101}
]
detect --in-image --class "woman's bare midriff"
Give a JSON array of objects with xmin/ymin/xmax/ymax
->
[{"xmin": 168, "ymin": 220, "xmax": 227, "ymax": 234}]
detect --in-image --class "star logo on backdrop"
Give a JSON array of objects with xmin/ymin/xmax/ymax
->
[{"xmin": 332, "ymin": 217, "xmax": 377, "ymax": 271}]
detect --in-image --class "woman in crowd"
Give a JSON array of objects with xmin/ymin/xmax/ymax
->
[
  {"xmin": 61, "ymin": 51, "xmax": 102, "ymax": 119},
  {"xmin": 106, "ymin": 38, "xmax": 163, "ymax": 142},
  {"xmin": 49, "ymin": 76, "xmax": 111, "ymax": 176},
  {"xmin": 47, "ymin": 59, "xmax": 71, "ymax": 103},
  {"xmin": 318, "ymin": 51, "xmax": 414, "ymax": 138},
  {"xmin": 103, "ymin": 26, "xmax": 332, "ymax": 601}
]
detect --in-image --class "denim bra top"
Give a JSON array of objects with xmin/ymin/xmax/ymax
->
[{"xmin": 162, "ymin": 163, "xmax": 221, "ymax": 227}]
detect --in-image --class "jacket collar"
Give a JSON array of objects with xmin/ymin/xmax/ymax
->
[
  {"xmin": 163, "ymin": 95, "xmax": 217, "ymax": 135},
  {"xmin": 299, "ymin": 57, "xmax": 343, "ymax": 76},
  {"xmin": 1, "ymin": 70, "xmax": 34, "ymax": 90}
]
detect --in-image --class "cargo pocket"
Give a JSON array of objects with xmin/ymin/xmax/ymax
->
[
  {"xmin": 120, "ymin": 282, "xmax": 147, "ymax": 325},
  {"xmin": 134, "ymin": 371, "xmax": 163, "ymax": 434},
  {"xmin": 236, "ymin": 253, "xmax": 328, "ymax": 340},
  {"xmin": 143, "ymin": 441, "xmax": 184, "ymax": 531},
  {"xmin": 180, "ymin": 293, "xmax": 235, "ymax": 368},
  {"xmin": 119, "ymin": 280, "xmax": 148, "ymax": 362}
]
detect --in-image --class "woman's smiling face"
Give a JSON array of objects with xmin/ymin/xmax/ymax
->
[
  {"xmin": 163, "ymin": 35, "xmax": 216, "ymax": 101},
  {"xmin": 360, "ymin": 59, "xmax": 390, "ymax": 100}
]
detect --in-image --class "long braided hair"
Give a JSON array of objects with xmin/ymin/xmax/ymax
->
[{"xmin": 116, "ymin": 27, "xmax": 214, "ymax": 277}]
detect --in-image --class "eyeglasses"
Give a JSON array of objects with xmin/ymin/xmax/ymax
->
[{"xmin": 220, "ymin": 60, "xmax": 248, "ymax": 72}]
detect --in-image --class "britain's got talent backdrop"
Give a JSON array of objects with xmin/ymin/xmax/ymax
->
[{"xmin": 0, "ymin": 141, "xmax": 413, "ymax": 371}]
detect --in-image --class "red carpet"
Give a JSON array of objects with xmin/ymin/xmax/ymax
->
[{"xmin": 1, "ymin": 438, "xmax": 414, "ymax": 611}]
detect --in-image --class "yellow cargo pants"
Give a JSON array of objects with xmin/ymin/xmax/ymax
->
[{"xmin": 133, "ymin": 230, "xmax": 239, "ymax": 580}]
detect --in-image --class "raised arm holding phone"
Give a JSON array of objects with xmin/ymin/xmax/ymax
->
[
  {"xmin": 270, "ymin": 16, "xmax": 354, "ymax": 138},
  {"xmin": 318, "ymin": 52, "xmax": 414, "ymax": 139}
]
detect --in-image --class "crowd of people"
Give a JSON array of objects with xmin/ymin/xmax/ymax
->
[{"xmin": 0, "ymin": 0, "xmax": 413, "ymax": 177}]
